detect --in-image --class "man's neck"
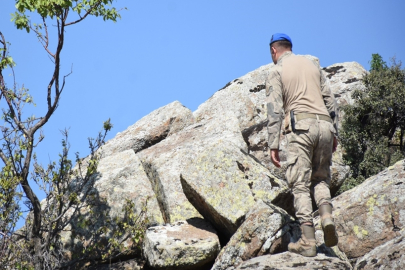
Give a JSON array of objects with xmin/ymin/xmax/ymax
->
[{"xmin": 277, "ymin": 50, "xmax": 292, "ymax": 63}]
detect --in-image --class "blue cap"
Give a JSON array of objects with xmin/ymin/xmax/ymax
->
[{"xmin": 270, "ymin": 33, "xmax": 292, "ymax": 47}]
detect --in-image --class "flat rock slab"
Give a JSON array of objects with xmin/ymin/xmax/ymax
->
[
  {"xmin": 143, "ymin": 219, "xmax": 220, "ymax": 270},
  {"xmin": 138, "ymin": 112, "xmax": 247, "ymax": 224},
  {"xmin": 211, "ymin": 201, "xmax": 294, "ymax": 270},
  {"xmin": 353, "ymin": 234, "xmax": 405, "ymax": 270},
  {"xmin": 180, "ymin": 142, "xmax": 288, "ymax": 239},
  {"xmin": 236, "ymin": 252, "xmax": 352, "ymax": 270},
  {"xmin": 100, "ymin": 101, "xmax": 194, "ymax": 157},
  {"xmin": 333, "ymin": 160, "xmax": 405, "ymax": 259}
]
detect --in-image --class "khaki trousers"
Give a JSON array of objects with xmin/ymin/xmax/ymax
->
[{"xmin": 285, "ymin": 117, "xmax": 334, "ymax": 224}]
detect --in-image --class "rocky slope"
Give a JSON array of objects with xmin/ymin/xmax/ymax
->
[{"xmin": 26, "ymin": 56, "xmax": 405, "ymax": 269}]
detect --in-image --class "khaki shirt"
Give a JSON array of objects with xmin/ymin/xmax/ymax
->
[{"xmin": 266, "ymin": 51, "xmax": 338, "ymax": 150}]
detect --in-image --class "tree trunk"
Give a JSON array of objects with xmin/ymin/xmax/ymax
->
[{"xmin": 20, "ymin": 177, "xmax": 42, "ymax": 269}]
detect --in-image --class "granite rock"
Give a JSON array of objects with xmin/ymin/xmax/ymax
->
[
  {"xmin": 211, "ymin": 201, "xmax": 294, "ymax": 270},
  {"xmin": 235, "ymin": 252, "xmax": 352, "ymax": 270},
  {"xmin": 180, "ymin": 142, "xmax": 288, "ymax": 239},
  {"xmin": 143, "ymin": 219, "xmax": 220, "ymax": 270},
  {"xmin": 60, "ymin": 150, "xmax": 162, "ymax": 261},
  {"xmin": 99, "ymin": 101, "xmax": 194, "ymax": 157},
  {"xmin": 332, "ymin": 160, "xmax": 405, "ymax": 259},
  {"xmin": 137, "ymin": 112, "xmax": 247, "ymax": 224},
  {"xmin": 353, "ymin": 234, "xmax": 405, "ymax": 270}
]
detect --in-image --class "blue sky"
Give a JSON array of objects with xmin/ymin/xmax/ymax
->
[{"xmin": 1, "ymin": 0, "xmax": 405, "ymax": 228}]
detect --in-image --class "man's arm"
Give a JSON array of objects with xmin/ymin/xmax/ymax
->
[
  {"xmin": 320, "ymin": 68, "xmax": 339, "ymax": 136},
  {"xmin": 266, "ymin": 67, "xmax": 284, "ymax": 165},
  {"xmin": 320, "ymin": 68, "xmax": 339, "ymax": 153}
]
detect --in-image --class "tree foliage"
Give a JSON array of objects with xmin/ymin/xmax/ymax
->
[
  {"xmin": 339, "ymin": 54, "xmax": 405, "ymax": 192},
  {"xmin": 0, "ymin": 1, "xmax": 147, "ymax": 269}
]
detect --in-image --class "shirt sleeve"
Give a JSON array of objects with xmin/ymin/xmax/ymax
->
[
  {"xmin": 266, "ymin": 67, "xmax": 284, "ymax": 150},
  {"xmin": 320, "ymin": 68, "xmax": 339, "ymax": 136}
]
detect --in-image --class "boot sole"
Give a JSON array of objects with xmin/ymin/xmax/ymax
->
[
  {"xmin": 323, "ymin": 223, "xmax": 338, "ymax": 247},
  {"xmin": 301, "ymin": 248, "xmax": 317, "ymax": 257},
  {"xmin": 288, "ymin": 246, "xmax": 317, "ymax": 257}
]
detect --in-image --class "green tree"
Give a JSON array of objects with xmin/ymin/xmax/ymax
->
[
  {"xmin": 0, "ymin": 1, "xmax": 145, "ymax": 269},
  {"xmin": 339, "ymin": 54, "xmax": 405, "ymax": 192}
]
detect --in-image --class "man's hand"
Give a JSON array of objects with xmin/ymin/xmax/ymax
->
[
  {"xmin": 333, "ymin": 136, "xmax": 338, "ymax": 153},
  {"xmin": 271, "ymin": 149, "xmax": 281, "ymax": 168}
]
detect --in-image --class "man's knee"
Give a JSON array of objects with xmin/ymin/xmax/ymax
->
[
  {"xmin": 293, "ymin": 190, "xmax": 313, "ymax": 224},
  {"xmin": 286, "ymin": 162, "xmax": 311, "ymax": 189},
  {"xmin": 313, "ymin": 182, "xmax": 332, "ymax": 207}
]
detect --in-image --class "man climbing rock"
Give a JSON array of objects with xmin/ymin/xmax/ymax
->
[{"xmin": 266, "ymin": 33, "xmax": 339, "ymax": 257}]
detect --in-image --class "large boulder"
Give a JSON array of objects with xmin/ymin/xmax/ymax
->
[
  {"xmin": 90, "ymin": 150, "xmax": 163, "ymax": 224},
  {"xmin": 235, "ymin": 252, "xmax": 352, "ymax": 270},
  {"xmin": 137, "ymin": 112, "xmax": 247, "ymax": 224},
  {"xmin": 180, "ymin": 142, "xmax": 288, "ymax": 239},
  {"xmin": 60, "ymin": 149, "xmax": 163, "ymax": 261},
  {"xmin": 99, "ymin": 101, "xmax": 195, "ymax": 157},
  {"xmin": 143, "ymin": 219, "xmax": 220, "ymax": 270},
  {"xmin": 332, "ymin": 159, "xmax": 405, "ymax": 259},
  {"xmin": 322, "ymin": 62, "xmax": 367, "ymax": 109},
  {"xmin": 193, "ymin": 63, "xmax": 271, "ymax": 131},
  {"xmin": 353, "ymin": 234, "xmax": 405, "ymax": 270},
  {"xmin": 211, "ymin": 200, "xmax": 294, "ymax": 270}
]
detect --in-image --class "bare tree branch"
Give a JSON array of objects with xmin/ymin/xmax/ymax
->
[
  {"xmin": 65, "ymin": 0, "xmax": 103, "ymax": 26},
  {"xmin": 0, "ymin": 31, "xmax": 7, "ymax": 103},
  {"xmin": 0, "ymin": 31, "xmax": 6, "ymax": 58},
  {"xmin": 60, "ymin": 64, "xmax": 73, "ymax": 93},
  {"xmin": 29, "ymin": 17, "xmax": 55, "ymax": 58}
]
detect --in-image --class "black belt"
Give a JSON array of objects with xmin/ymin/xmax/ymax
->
[{"xmin": 295, "ymin": 113, "xmax": 332, "ymax": 123}]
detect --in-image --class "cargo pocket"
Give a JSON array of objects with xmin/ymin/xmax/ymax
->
[
  {"xmin": 295, "ymin": 122, "xmax": 310, "ymax": 132},
  {"xmin": 285, "ymin": 155, "xmax": 298, "ymax": 188}
]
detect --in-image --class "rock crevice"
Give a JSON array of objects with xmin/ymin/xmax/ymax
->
[{"xmin": 140, "ymin": 160, "xmax": 171, "ymax": 224}]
